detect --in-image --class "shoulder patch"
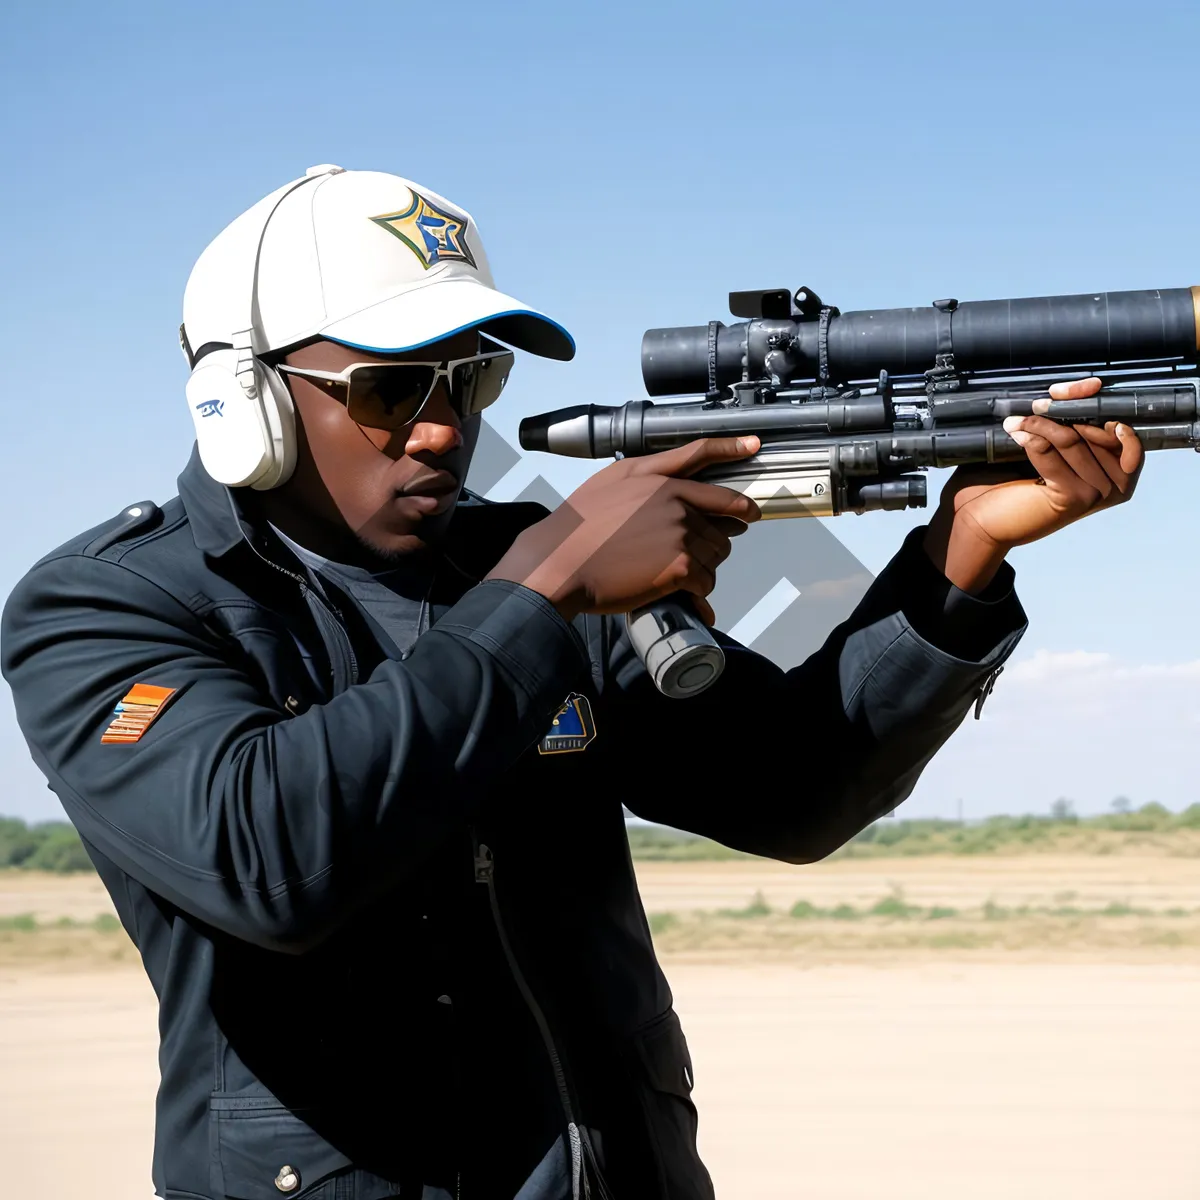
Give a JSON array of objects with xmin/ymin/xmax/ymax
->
[
  {"xmin": 538, "ymin": 693, "xmax": 597, "ymax": 755},
  {"xmin": 101, "ymin": 683, "xmax": 178, "ymax": 743}
]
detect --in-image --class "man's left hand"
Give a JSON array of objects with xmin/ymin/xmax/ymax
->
[{"xmin": 923, "ymin": 377, "xmax": 1144, "ymax": 594}]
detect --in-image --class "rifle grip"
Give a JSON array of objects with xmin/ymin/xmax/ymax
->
[{"xmin": 625, "ymin": 596, "xmax": 725, "ymax": 699}]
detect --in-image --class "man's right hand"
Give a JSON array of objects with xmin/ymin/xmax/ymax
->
[{"xmin": 486, "ymin": 436, "xmax": 763, "ymax": 624}]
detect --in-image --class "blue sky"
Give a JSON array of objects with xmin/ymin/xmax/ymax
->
[{"xmin": 2, "ymin": 0, "xmax": 1199, "ymax": 822}]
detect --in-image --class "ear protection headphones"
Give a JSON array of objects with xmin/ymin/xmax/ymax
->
[{"xmin": 179, "ymin": 166, "xmax": 343, "ymax": 490}]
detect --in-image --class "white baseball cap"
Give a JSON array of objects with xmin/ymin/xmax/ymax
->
[{"xmin": 181, "ymin": 164, "xmax": 575, "ymax": 365}]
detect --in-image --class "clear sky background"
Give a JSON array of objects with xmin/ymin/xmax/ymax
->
[{"xmin": 2, "ymin": 0, "xmax": 1199, "ymax": 823}]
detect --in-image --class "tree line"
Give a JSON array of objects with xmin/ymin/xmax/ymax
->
[
  {"xmin": 0, "ymin": 817, "xmax": 94, "ymax": 872},
  {"xmin": 4, "ymin": 801, "xmax": 1200, "ymax": 872}
]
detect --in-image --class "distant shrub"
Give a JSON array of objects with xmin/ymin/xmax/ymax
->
[
  {"xmin": 26, "ymin": 826, "xmax": 92, "ymax": 872},
  {"xmin": 925, "ymin": 906, "xmax": 959, "ymax": 920},
  {"xmin": 789, "ymin": 899, "xmax": 822, "ymax": 920},
  {"xmin": 870, "ymin": 890, "xmax": 920, "ymax": 918},
  {"xmin": 1175, "ymin": 804, "xmax": 1200, "ymax": 829},
  {"xmin": 718, "ymin": 891, "xmax": 771, "ymax": 919},
  {"xmin": 0, "ymin": 818, "xmax": 39, "ymax": 868},
  {"xmin": 647, "ymin": 912, "xmax": 679, "ymax": 935},
  {"xmin": 624, "ymin": 825, "xmax": 751, "ymax": 861},
  {"xmin": 1100, "ymin": 802, "xmax": 1175, "ymax": 832},
  {"xmin": 0, "ymin": 819, "xmax": 92, "ymax": 872},
  {"xmin": 0, "ymin": 913, "xmax": 37, "ymax": 932},
  {"xmin": 92, "ymin": 914, "xmax": 122, "ymax": 933},
  {"xmin": 1050, "ymin": 798, "xmax": 1077, "ymax": 822}
]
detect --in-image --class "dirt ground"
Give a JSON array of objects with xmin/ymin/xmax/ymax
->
[
  {"xmin": 8, "ymin": 852, "xmax": 1198, "ymax": 927},
  {"xmin": 1, "ymin": 861, "xmax": 1198, "ymax": 1199},
  {"xmin": 632, "ymin": 854, "xmax": 1200, "ymax": 916}
]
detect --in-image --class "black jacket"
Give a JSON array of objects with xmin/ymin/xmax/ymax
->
[{"xmin": 1, "ymin": 446, "xmax": 1025, "ymax": 1200}]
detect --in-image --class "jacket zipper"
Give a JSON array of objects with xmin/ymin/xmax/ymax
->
[
  {"xmin": 236, "ymin": 519, "xmax": 359, "ymax": 688},
  {"xmin": 472, "ymin": 834, "xmax": 588, "ymax": 1200},
  {"xmin": 235, "ymin": 503, "xmax": 598, "ymax": 1193}
]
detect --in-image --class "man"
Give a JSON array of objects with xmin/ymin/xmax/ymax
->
[{"xmin": 0, "ymin": 165, "xmax": 1142, "ymax": 1200}]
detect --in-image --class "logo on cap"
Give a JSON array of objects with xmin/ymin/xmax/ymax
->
[{"xmin": 370, "ymin": 190, "xmax": 477, "ymax": 271}]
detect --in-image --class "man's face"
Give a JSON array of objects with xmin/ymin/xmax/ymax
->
[{"xmin": 269, "ymin": 330, "xmax": 484, "ymax": 564}]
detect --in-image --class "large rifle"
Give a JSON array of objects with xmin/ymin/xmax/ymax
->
[{"xmin": 519, "ymin": 285, "xmax": 1200, "ymax": 698}]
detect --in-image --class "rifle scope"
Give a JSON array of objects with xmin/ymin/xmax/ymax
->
[{"xmin": 640, "ymin": 286, "xmax": 1200, "ymax": 396}]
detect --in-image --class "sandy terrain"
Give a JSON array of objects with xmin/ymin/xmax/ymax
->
[
  {"xmin": 0, "ymin": 970, "xmax": 159, "ymax": 1195},
  {"xmin": 680, "ymin": 962, "xmax": 1200, "ymax": 1200},
  {"xmin": 9, "ymin": 853, "xmax": 1198, "ymax": 927},
  {"xmin": 0, "ymin": 868, "xmax": 117, "ymax": 921},
  {"xmin": 1, "ymin": 862, "xmax": 1198, "ymax": 1199},
  {"xmin": 633, "ymin": 855, "xmax": 1200, "ymax": 916}
]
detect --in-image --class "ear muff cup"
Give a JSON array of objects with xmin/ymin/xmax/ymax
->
[
  {"xmin": 184, "ymin": 350, "xmax": 296, "ymax": 490},
  {"xmin": 182, "ymin": 170, "xmax": 337, "ymax": 491},
  {"xmin": 254, "ymin": 362, "xmax": 297, "ymax": 490}
]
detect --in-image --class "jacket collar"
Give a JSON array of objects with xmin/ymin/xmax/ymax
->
[
  {"xmin": 177, "ymin": 449, "xmax": 375, "ymax": 593},
  {"xmin": 177, "ymin": 444, "xmax": 263, "ymax": 558}
]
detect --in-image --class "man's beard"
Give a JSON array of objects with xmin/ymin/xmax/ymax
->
[{"xmin": 351, "ymin": 501, "xmax": 458, "ymax": 567}]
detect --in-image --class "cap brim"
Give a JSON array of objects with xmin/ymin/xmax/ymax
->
[{"xmin": 318, "ymin": 277, "xmax": 575, "ymax": 361}]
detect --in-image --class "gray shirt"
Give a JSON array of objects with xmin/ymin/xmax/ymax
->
[{"xmin": 271, "ymin": 524, "xmax": 435, "ymax": 658}]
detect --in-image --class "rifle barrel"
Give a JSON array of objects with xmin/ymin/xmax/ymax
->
[{"xmin": 517, "ymin": 385, "xmax": 1200, "ymax": 459}]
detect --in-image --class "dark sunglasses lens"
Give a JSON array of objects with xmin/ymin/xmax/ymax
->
[
  {"xmin": 451, "ymin": 352, "xmax": 514, "ymax": 416},
  {"xmin": 346, "ymin": 366, "xmax": 435, "ymax": 430}
]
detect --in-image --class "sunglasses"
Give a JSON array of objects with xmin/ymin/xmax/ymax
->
[{"xmin": 275, "ymin": 338, "xmax": 515, "ymax": 432}]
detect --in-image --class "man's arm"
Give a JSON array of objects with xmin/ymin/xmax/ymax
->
[
  {"xmin": 607, "ymin": 527, "xmax": 1025, "ymax": 862},
  {"xmin": 1, "ymin": 554, "xmax": 588, "ymax": 954},
  {"xmin": 496, "ymin": 381, "xmax": 1139, "ymax": 862}
]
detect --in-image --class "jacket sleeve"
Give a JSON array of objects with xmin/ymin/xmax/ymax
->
[
  {"xmin": 0, "ymin": 554, "xmax": 587, "ymax": 953},
  {"xmin": 607, "ymin": 526, "xmax": 1027, "ymax": 862}
]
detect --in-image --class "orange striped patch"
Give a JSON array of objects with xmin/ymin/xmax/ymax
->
[{"xmin": 101, "ymin": 684, "xmax": 177, "ymax": 744}]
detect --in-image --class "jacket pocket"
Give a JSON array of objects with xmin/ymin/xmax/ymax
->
[
  {"xmin": 208, "ymin": 1096, "xmax": 353, "ymax": 1200},
  {"xmin": 629, "ymin": 1009, "xmax": 715, "ymax": 1200}
]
